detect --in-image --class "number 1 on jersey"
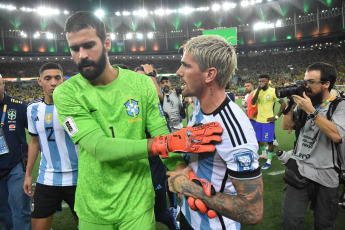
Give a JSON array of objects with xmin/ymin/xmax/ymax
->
[{"xmin": 109, "ymin": 126, "xmax": 115, "ymax": 138}]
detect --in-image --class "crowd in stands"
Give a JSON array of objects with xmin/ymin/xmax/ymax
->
[{"xmin": 2, "ymin": 45, "xmax": 344, "ymax": 101}]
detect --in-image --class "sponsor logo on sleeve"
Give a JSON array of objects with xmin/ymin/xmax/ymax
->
[
  {"xmin": 63, "ymin": 116, "xmax": 78, "ymax": 137},
  {"xmin": 233, "ymin": 151, "xmax": 254, "ymax": 171}
]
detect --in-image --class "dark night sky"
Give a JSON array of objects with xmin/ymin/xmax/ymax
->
[{"xmin": 2, "ymin": 0, "xmax": 217, "ymax": 12}]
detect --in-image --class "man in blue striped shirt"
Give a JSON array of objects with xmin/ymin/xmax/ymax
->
[{"xmin": 23, "ymin": 63, "xmax": 79, "ymax": 230}]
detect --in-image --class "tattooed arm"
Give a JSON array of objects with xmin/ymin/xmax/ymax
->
[{"xmin": 167, "ymin": 166, "xmax": 263, "ymax": 225}]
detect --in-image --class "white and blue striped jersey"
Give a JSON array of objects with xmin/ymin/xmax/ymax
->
[
  {"xmin": 182, "ymin": 96, "xmax": 261, "ymax": 230},
  {"xmin": 27, "ymin": 98, "xmax": 78, "ymax": 186}
]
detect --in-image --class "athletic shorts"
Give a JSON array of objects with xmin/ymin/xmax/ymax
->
[
  {"xmin": 250, "ymin": 120, "xmax": 256, "ymax": 129},
  {"xmin": 79, "ymin": 207, "xmax": 155, "ymax": 230},
  {"xmin": 255, "ymin": 122, "xmax": 275, "ymax": 142},
  {"xmin": 31, "ymin": 183, "xmax": 77, "ymax": 219}
]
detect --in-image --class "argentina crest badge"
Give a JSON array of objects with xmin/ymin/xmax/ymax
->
[{"xmin": 124, "ymin": 99, "xmax": 140, "ymax": 117}]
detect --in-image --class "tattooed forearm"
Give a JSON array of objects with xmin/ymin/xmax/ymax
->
[{"xmin": 190, "ymin": 176, "xmax": 263, "ymax": 225}]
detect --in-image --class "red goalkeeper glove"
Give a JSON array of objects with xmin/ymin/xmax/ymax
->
[
  {"xmin": 187, "ymin": 171, "xmax": 218, "ymax": 219},
  {"xmin": 152, "ymin": 122, "xmax": 223, "ymax": 158}
]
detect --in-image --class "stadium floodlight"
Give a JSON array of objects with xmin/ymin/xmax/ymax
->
[
  {"xmin": 136, "ymin": 33, "xmax": 143, "ymax": 40},
  {"xmin": 241, "ymin": 1, "xmax": 250, "ymax": 7},
  {"xmin": 147, "ymin": 32, "xmax": 154, "ymax": 39},
  {"xmin": 195, "ymin": 7, "xmax": 209, "ymax": 12},
  {"xmin": 109, "ymin": 33, "xmax": 116, "ymax": 40},
  {"xmin": 133, "ymin": 9, "xmax": 148, "ymax": 17},
  {"xmin": 122, "ymin": 11, "xmax": 131, "ymax": 16},
  {"xmin": 223, "ymin": 2, "xmax": 237, "ymax": 10},
  {"xmin": 165, "ymin": 9, "xmax": 176, "ymax": 15},
  {"xmin": 33, "ymin": 32, "xmax": 40, "ymax": 39},
  {"xmin": 115, "ymin": 11, "xmax": 121, "ymax": 16},
  {"xmin": 46, "ymin": 32, "xmax": 53, "ymax": 39},
  {"xmin": 276, "ymin": 19, "xmax": 282, "ymax": 27},
  {"xmin": 154, "ymin": 9, "xmax": 165, "ymax": 16},
  {"xmin": 37, "ymin": 7, "xmax": 60, "ymax": 16},
  {"xmin": 256, "ymin": 0, "xmax": 263, "ymax": 3},
  {"xmin": 20, "ymin": 31, "xmax": 27, "ymax": 38},
  {"xmin": 63, "ymin": 10, "xmax": 69, "ymax": 15},
  {"xmin": 20, "ymin": 7, "xmax": 34, "ymax": 12},
  {"xmin": 126, "ymin": 33, "xmax": 133, "ymax": 39},
  {"xmin": 212, "ymin": 4, "xmax": 221, "ymax": 12},
  {"xmin": 178, "ymin": 7, "xmax": 194, "ymax": 15},
  {"xmin": 254, "ymin": 22, "xmax": 274, "ymax": 30},
  {"xmin": 95, "ymin": 9, "xmax": 105, "ymax": 18},
  {"xmin": 5, "ymin": 4, "xmax": 16, "ymax": 11}
]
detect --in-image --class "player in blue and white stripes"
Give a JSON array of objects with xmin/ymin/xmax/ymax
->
[
  {"xmin": 23, "ymin": 63, "xmax": 78, "ymax": 230},
  {"xmin": 167, "ymin": 35, "xmax": 263, "ymax": 230}
]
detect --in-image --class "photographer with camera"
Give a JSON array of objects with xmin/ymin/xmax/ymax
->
[
  {"xmin": 160, "ymin": 77, "xmax": 185, "ymax": 133},
  {"xmin": 281, "ymin": 62, "xmax": 345, "ymax": 230}
]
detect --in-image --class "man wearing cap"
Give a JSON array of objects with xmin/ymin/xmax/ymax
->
[{"xmin": 160, "ymin": 77, "xmax": 184, "ymax": 133}]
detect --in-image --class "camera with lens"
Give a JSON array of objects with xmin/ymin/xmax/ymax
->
[
  {"xmin": 175, "ymin": 87, "xmax": 182, "ymax": 95},
  {"xmin": 276, "ymin": 149, "xmax": 293, "ymax": 165},
  {"xmin": 275, "ymin": 80, "xmax": 307, "ymax": 98}
]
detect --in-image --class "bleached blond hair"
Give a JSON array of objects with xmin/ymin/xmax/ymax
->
[{"xmin": 184, "ymin": 35, "xmax": 237, "ymax": 87}]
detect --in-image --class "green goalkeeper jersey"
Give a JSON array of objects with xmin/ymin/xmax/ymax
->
[{"xmin": 54, "ymin": 66, "xmax": 168, "ymax": 224}]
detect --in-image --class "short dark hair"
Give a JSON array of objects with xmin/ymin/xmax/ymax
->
[
  {"xmin": 259, "ymin": 74, "xmax": 269, "ymax": 80},
  {"xmin": 160, "ymin": 76, "xmax": 169, "ymax": 83},
  {"xmin": 65, "ymin": 11, "xmax": 107, "ymax": 42},
  {"xmin": 245, "ymin": 81, "xmax": 253, "ymax": 85},
  {"xmin": 39, "ymin": 62, "xmax": 63, "ymax": 76},
  {"xmin": 306, "ymin": 62, "xmax": 337, "ymax": 92}
]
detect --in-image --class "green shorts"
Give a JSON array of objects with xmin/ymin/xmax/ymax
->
[{"xmin": 79, "ymin": 207, "xmax": 155, "ymax": 230}]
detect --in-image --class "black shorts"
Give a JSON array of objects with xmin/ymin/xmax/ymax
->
[{"xmin": 31, "ymin": 183, "xmax": 77, "ymax": 219}]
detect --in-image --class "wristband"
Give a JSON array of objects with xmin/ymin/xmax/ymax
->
[
  {"xmin": 275, "ymin": 115, "xmax": 279, "ymax": 120},
  {"xmin": 147, "ymin": 72, "xmax": 156, "ymax": 77},
  {"xmin": 151, "ymin": 135, "xmax": 169, "ymax": 158}
]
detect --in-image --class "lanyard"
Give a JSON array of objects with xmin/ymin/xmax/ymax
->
[
  {"xmin": 307, "ymin": 96, "xmax": 336, "ymax": 121},
  {"xmin": 1, "ymin": 104, "xmax": 7, "ymax": 127},
  {"xmin": 316, "ymin": 96, "xmax": 336, "ymax": 111}
]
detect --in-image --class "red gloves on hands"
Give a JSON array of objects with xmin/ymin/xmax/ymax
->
[
  {"xmin": 152, "ymin": 122, "xmax": 223, "ymax": 158},
  {"xmin": 187, "ymin": 171, "xmax": 218, "ymax": 219}
]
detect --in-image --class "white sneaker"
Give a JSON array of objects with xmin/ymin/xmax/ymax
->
[{"xmin": 273, "ymin": 139, "xmax": 279, "ymax": 147}]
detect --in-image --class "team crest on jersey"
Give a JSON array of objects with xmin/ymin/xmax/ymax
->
[
  {"xmin": 8, "ymin": 109, "xmax": 16, "ymax": 120},
  {"xmin": 124, "ymin": 99, "xmax": 140, "ymax": 117},
  {"xmin": 234, "ymin": 151, "xmax": 254, "ymax": 171},
  {"xmin": 45, "ymin": 113, "xmax": 53, "ymax": 124}
]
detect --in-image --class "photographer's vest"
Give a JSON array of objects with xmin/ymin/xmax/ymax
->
[{"xmin": 293, "ymin": 98, "xmax": 345, "ymax": 187}]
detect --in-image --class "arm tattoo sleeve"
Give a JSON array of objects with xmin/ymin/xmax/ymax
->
[{"xmin": 181, "ymin": 176, "xmax": 263, "ymax": 225}]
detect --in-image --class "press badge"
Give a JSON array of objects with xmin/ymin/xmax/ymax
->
[{"xmin": 0, "ymin": 127, "xmax": 9, "ymax": 155}]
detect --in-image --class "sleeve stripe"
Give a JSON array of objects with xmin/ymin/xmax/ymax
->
[{"xmin": 228, "ymin": 167, "xmax": 261, "ymax": 180}]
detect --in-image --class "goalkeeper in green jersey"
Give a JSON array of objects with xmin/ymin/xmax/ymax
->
[{"xmin": 53, "ymin": 12, "xmax": 223, "ymax": 230}]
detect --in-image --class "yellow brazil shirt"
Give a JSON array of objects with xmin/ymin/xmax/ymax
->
[{"xmin": 252, "ymin": 87, "xmax": 278, "ymax": 123}]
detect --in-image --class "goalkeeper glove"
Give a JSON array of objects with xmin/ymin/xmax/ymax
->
[
  {"xmin": 187, "ymin": 171, "xmax": 218, "ymax": 219},
  {"xmin": 152, "ymin": 122, "xmax": 223, "ymax": 158}
]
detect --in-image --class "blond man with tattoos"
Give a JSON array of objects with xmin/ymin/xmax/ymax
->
[{"xmin": 167, "ymin": 35, "xmax": 264, "ymax": 230}]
